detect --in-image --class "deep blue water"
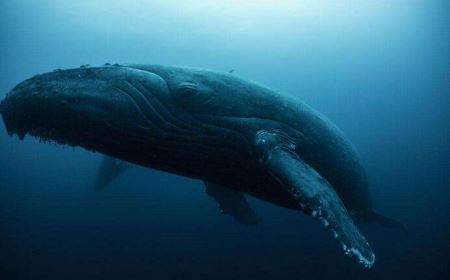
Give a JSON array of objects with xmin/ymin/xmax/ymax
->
[{"xmin": 0, "ymin": 1, "xmax": 449, "ymax": 279}]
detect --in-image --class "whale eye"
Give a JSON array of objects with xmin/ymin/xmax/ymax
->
[{"xmin": 177, "ymin": 82, "xmax": 198, "ymax": 98}]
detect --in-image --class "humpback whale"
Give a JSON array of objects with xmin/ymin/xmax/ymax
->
[{"xmin": 0, "ymin": 64, "xmax": 385, "ymax": 267}]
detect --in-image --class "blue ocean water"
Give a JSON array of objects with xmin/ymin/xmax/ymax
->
[{"xmin": 0, "ymin": 1, "xmax": 449, "ymax": 279}]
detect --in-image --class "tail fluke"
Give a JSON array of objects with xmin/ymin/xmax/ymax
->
[
  {"xmin": 370, "ymin": 211, "xmax": 408, "ymax": 234},
  {"xmin": 355, "ymin": 210, "xmax": 408, "ymax": 235}
]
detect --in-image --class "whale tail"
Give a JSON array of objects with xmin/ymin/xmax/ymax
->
[{"xmin": 359, "ymin": 211, "xmax": 407, "ymax": 234}]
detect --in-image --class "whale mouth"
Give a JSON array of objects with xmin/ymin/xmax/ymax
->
[
  {"xmin": 0, "ymin": 95, "xmax": 73, "ymax": 146},
  {"xmin": 0, "ymin": 84, "xmax": 57, "ymax": 142}
]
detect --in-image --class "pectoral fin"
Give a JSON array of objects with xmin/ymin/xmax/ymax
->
[
  {"xmin": 93, "ymin": 156, "xmax": 130, "ymax": 191},
  {"xmin": 256, "ymin": 130, "xmax": 375, "ymax": 268},
  {"xmin": 204, "ymin": 181, "xmax": 259, "ymax": 225}
]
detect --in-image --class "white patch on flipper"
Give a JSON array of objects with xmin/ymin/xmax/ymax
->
[
  {"xmin": 313, "ymin": 207, "xmax": 375, "ymax": 268},
  {"xmin": 350, "ymin": 248, "xmax": 375, "ymax": 268},
  {"xmin": 319, "ymin": 217, "xmax": 329, "ymax": 227},
  {"xmin": 290, "ymin": 184, "xmax": 375, "ymax": 268}
]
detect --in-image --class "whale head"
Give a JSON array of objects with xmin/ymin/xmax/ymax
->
[{"xmin": 0, "ymin": 66, "xmax": 174, "ymax": 155}]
